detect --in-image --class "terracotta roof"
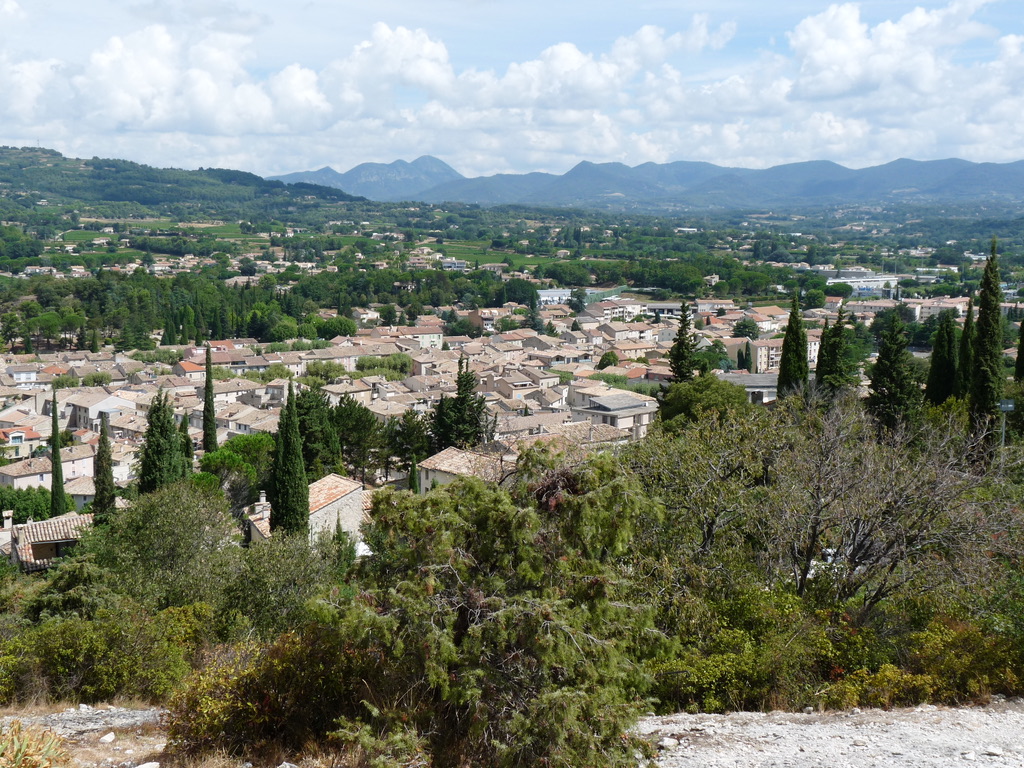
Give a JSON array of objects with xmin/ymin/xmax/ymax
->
[
  {"xmin": 11, "ymin": 512, "xmax": 93, "ymax": 572},
  {"xmin": 308, "ymin": 473, "xmax": 362, "ymax": 514}
]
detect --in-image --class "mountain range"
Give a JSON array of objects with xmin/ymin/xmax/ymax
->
[{"xmin": 269, "ymin": 156, "xmax": 1024, "ymax": 211}]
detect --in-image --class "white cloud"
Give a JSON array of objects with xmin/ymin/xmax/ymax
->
[{"xmin": 0, "ymin": 2, "xmax": 1022, "ymax": 177}]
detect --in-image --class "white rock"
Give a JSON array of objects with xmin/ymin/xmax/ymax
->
[
  {"xmin": 137, "ymin": 762, "xmax": 161, "ymax": 768},
  {"xmin": 803, "ymin": 707, "xmax": 814, "ymax": 714},
  {"xmin": 658, "ymin": 737, "xmax": 680, "ymax": 749},
  {"xmin": 851, "ymin": 707, "xmax": 862, "ymax": 715},
  {"xmin": 278, "ymin": 763, "xmax": 299, "ymax": 768},
  {"xmin": 982, "ymin": 746, "xmax": 1004, "ymax": 756},
  {"xmin": 853, "ymin": 739, "xmax": 867, "ymax": 747},
  {"xmin": 961, "ymin": 751, "xmax": 976, "ymax": 761},
  {"xmin": 99, "ymin": 732, "xmax": 116, "ymax": 744}
]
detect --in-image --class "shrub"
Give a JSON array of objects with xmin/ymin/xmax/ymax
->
[
  {"xmin": 820, "ymin": 665, "xmax": 934, "ymax": 710},
  {"xmin": 17, "ymin": 605, "xmax": 210, "ymax": 703},
  {"xmin": 0, "ymin": 721, "xmax": 69, "ymax": 768},
  {"xmin": 169, "ymin": 473, "xmax": 655, "ymax": 767}
]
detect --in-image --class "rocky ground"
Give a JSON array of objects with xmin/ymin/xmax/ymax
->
[
  {"xmin": 5, "ymin": 700, "xmax": 1024, "ymax": 767},
  {"xmin": 637, "ymin": 697, "xmax": 1024, "ymax": 767},
  {"xmin": 1, "ymin": 704, "xmax": 166, "ymax": 768}
]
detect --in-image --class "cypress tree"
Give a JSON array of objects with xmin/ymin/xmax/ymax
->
[
  {"xmin": 409, "ymin": 457, "xmax": 420, "ymax": 493},
  {"xmin": 49, "ymin": 391, "xmax": 67, "ymax": 519},
  {"xmin": 925, "ymin": 310, "xmax": 959, "ymax": 405},
  {"xmin": 667, "ymin": 304, "xmax": 700, "ymax": 383},
  {"xmin": 270, "ymin": 382, "xmax": 309, "ymax": 534},
  {"xmin": 138, "ymin": 390, "xmax": 187, "ymax": 494},
  {"xmin": 970, "ymin": 238, "xmax": 1004, "ymax": 425},
  {"xmin": 89, "ymin": 328, "xmax": 100, "ymax": 354},
  {"xmin": 745, "ymin": 340, "xmax": 754, "ymax": 373},
  {"xmin": 1015, "ymin": 327, "xmax": 1024, "ymax": 383},
  {"xmin": 179, "ymin": 415, "xmax": 194, "ymax": 471},
  {"xmin": 202, "ymin": 346, "xmax": 218, "ymax": 453},
  {"xmin": 777, "ymin": 294, "xmax": 808, "ymax": 396},
  {"xmin": 92, "ymin": 412, "xmax": 116, "ymax": 525},
  {"xmin": 867, "ymin": 314, "xmax": 923, "ymax": 431},
  {"xmin": 954, "ymin": 298, "xmax": 975, "ymax": 399}
]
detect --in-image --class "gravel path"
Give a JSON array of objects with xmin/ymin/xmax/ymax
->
[{"xmin": 637, "ymin": 698, "xmax": 1024, "ymax": 767}]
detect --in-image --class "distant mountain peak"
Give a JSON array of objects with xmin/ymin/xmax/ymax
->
[{"xmin": 269, "ymin": 156, "xmax": 1024, "ymax": 211}]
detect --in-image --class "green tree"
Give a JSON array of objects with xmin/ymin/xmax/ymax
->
[
  {"xmin": 88, "ymin": 481, "xmax": 239, "ymax": 610},
  {"xmin": 168, "ymin": 464, "xmax": 654, "ymax": 766},
  {"xmin": 597, "ymin": 350, "xmax": 620, "ymax": 370},
  {"xmin": 431, "ymin": 357, "xmax": 490, "ymax": 451},
  {"xmin": 567, "ymin": 287, "xmax": 587, "ymax": 313},
  {"xmin": 777, "ymin": 294, "xmax": 808, "ymax": 397},
  {"xmin": 202, "ymin": 346, "xmax": 217, "ymax": 453},
  {"xmin": 387, "ymin": 410, "xmax": 431, "ymax": 475},
  {"xmin": 1016, "ymin": 327, "xmax": 1024, "ymax": 384},
  {"xmin": 954, "ymin": 298, "xmax": 975, "ymax": 399},
  {"xmin": 926, "ymin": 310, "xmax": 959, "ymax": 405},
  {"xmin": 867, "ymin": 314, "xmax": 923, "ymax": 431},
  {"xmin": 731, "ymin": 318, "xmax": 759, "ymax": 340},
  {"xmin": 970, "ymin": 239, "xmax": 1004, "ymax": 426},
  {"xmin": 92, "ymin": 413, "xmax": 116, "ymax": 525},
  {"xmin": 295, "ymin": 388, "xmax": 341, "ymax": 479},
  {"xmin": 269, "ymin": 382, "xmax": 308, "ymax": 534},
  {"xmin": 50, "ymin": 392, "xmax": 67, "ymax": 519},
  {"xmin": 660, "ymin": 375, "xmax": 753, "ymax": 426},
  {"xmin": 179, "ymin": 415, "xmax": 194, "ymax": 471},
  {"xmin": 667, "ymin": 306, "xmax": 700, "ymax": 383},
  {"xmin": 814, "ymin": 309, "xmax": 856, "ymax": 396},
  {"xmin": 138, "ymin": 390, "xmax": 187, "ymax": 494}
]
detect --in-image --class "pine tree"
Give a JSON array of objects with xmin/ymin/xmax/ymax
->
[
  {"xmin": 926, "ymin": 310, "xmax": 959, "ymax": 405},
  {"xmin": 777, "ymin": 294, "xmax": 808, "ymax": 396},
  {"xmin": 138, "ymin": 390, "xmax": 187, "ymax": 494},
  {"xmin": 270, "ymin": 382, "xmax": 308, "ymax": 534},
  {"xmin": 954, "ymin": 298, "xmax": 976, "ymax": 400},
  {"xmin": 431, "ymin": 357, "xmax": 489, "ymax": 451},
  {"xmin": 667, "ymin": 305, "xmax": 700, "ymax": 383},
  {"xmin": 202, "ymin": 346, "xmax": 217, "ymax": 453},
  {"xmin": 815, "ymin": 309, "xmax": 855, "ymax": 396},
  {"xmin": 49, "ymin": 391, "xmax": 67, "ymax": 519},
  {"xmin": 970, "ymin": 238, "xmax": 1004, "ymax": 425},
  {"xmin": 92, "ymin": 412, "xmax": 116, "ymax": 525},
  {"xmin": 867, "ymin": 314, "xmax": 923, "ymax": 431}
]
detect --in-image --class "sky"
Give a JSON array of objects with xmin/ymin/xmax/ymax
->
[{"xmin": 1, "ymin": 0, "xmax": 1022, "ymax": 179}]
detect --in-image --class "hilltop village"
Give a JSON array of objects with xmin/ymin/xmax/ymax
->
[{"xmin": 0, "ymin": 270, "xmax": 1018, "ymax": 571}]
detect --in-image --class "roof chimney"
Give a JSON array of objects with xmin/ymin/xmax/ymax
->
[{"xmin": 2, "ymin": 510, "xmax": 11, "ymax": 529}]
